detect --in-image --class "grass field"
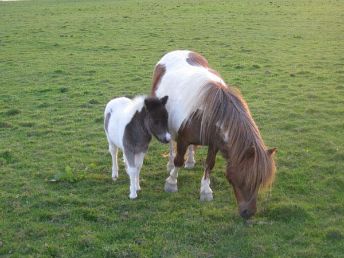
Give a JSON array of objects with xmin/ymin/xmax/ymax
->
[{"xmin": 1, "ymin": 0, "xmax": 343, "ymax": 257}]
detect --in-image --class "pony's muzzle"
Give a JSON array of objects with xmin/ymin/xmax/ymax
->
[{"xmin": 240, "ymin": 207, "xmax": 256, "ymax": 220}]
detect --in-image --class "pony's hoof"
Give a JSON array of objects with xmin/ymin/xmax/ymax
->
[
  {"xmin": 164, "ymin": 181, "xmax": 178, "ymax": 192},
  {"xmin": 184, "ymin": 161, "xmax": 195, "ymax": 169},
  {"xmin": 200, "ymin": 192, "xmax": 213, "ymax": 202},
  {"xmin": 112, "ymin": 176, "xmax": 118, "ymax": 182},
  {"xmin": 129, "ymin": 193, "xmax": 138, "ymax": 199}
]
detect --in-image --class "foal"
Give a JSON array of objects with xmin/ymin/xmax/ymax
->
[{"xmin": 104, "ymin": 95, "xmax": 170, "ymax": 199}]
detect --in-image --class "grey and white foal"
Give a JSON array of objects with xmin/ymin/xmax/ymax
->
[{"xmin": 104, "ymin": 96, "xmax": 170, "ymax": 199}]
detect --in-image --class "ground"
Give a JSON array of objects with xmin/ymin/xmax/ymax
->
[{"xmin": 0, "ymin": 0, "xmax": 343, "ymax": 257}]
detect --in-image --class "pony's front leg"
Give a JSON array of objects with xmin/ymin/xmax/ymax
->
[
  {"xmin": 184, "ymin": 145, "xmax": 196, "ymax": 169},
  {"xmin": 109, "ymin": 144, "xmax": 119, "ymax": 181},
  {"xmin": 165, "ymin": 141, "xmax": 188, "ymax": 192},
  {"xmin": 200, "ymin": 146, "xmax": 218, "ymax": 201}
]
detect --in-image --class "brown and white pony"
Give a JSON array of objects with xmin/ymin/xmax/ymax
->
[{"xmin": 151, "ymin": 50, "xmax": 276, "ymax": 219}]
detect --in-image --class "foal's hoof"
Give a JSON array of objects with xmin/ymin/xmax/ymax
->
[
  {"xmin": 112, "ymin": 176, "xmax": 118, "ymax": 182},
  {"xmin": 129, "ymin": 193, "xmax": 138, "ymax": 199},
  {"xmin": 164, "ymin": 181, "xmax": 178, "ymax": 192},
  {"xmin": 184, "ymin": 161, "xmax": 195, "ymax": 169},
  {"xmin": 200, "ymin": 192, "xmax": 213, "ymax": 202}
]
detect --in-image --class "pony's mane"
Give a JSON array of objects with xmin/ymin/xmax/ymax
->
[
  {"xmin": 194, "ymin": 81, "xmax": 276, "ymax": 194},
  {"xmin": 128, "ymin": 96, "xmax": 145, "ymax": 113}
]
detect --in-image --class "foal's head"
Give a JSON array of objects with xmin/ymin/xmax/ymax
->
[
  {"xmin": 226, "ymin": 146, "xmax": 277, "ymax": 220},
  {"xmin": 144, "ymin": 96, "xmax": 171, "ymax": 143}
]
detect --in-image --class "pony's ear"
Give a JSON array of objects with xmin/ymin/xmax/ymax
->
[
  {"xmin": 243, "ymin": 145, "xmax": 256, "ymax": 161},
  {"xmin": 160, "ymin": 95, "xmax": 168, "ymax": 106},
  {"xmin": 267, "ymin": 148, "xmax": 277, "ymax": 156}
]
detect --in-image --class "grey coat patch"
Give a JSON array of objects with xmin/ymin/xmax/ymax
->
[
  {"xmin": 123, "ymin": 108, "xmax": 151, "ymax": 167},
  {"xmin": 104, "ymin": 111, "xmax": 111, "ymax": 133}
]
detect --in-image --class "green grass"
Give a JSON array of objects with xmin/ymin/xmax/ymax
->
[{"xmin": 1, "ymin": 0, "xmax": 343, "ymax": 257}]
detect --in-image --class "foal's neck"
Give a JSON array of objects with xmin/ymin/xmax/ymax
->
[
  {"xmin": 123, "ymin": 107, "xmax": 152, "ymax": 154},
  {"xmin": 135, "ymin": 108, "xmax": 151, "ymax": 137}
]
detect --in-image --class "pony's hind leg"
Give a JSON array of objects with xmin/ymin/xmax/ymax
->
[
  {"xmin": 200, "ymin": 146, "xmax": 218, "ymax": 201},
  {"xmin": 185, "ymin": 145, "xmax": 196, "ymax": 169},
  {"xmin": 166, "ymin": 141, "xmax": 175, "ymax": 172},
  {"xmin": 109, "ymin": 144, "xmax": 119, "ymax": 181},
  {"xmin": 165, "ymin": 140, "xmax": 188, "ymax": 192}
]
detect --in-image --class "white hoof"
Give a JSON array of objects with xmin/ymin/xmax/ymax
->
[
  {"xmin": 129, "ymin": 192, "xmax": 138, "ymax": 199},
  {"xmin": 112, "ymin": 176, "xmax": 118, "ymax": 181},
  {"xmin": 184, "ymin": 161, "xmax": 195, "ymax": 169},
  {"xmin": 164, "ymin": 181, "xmax": 178, "ymax": 192},
  {"xmin": 200, "ymin": 192, "xmax": 213, "ymax": 202}
]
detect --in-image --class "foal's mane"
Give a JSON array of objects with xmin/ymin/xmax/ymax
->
[{"xmin": 195, "ymin": 81, "xmax": 275, "ymax": 193}]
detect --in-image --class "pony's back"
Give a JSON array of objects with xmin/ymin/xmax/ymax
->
[{"xmin": 154, "ymin": 50, "xmax": 225, "ymax": 137}]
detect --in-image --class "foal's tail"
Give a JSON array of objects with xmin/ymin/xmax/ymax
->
[{"xmin": 104, "ymin": 111, "xmax": 112, "ymax": 134}]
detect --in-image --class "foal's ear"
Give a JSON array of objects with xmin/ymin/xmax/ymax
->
[
  {"xmin": 267, "ymin": 148, "xmax": 277, "ymax": 156},
  {"xmin": 144, "ymin": 98, "xmax": 155, "ymax": 111},
  {"xmin": 160, "ymin": 96, "xmax": 168, "ymax": 106}
]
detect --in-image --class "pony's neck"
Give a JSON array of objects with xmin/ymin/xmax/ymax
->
[{"xmin": 220, "ymin": 96, "xmax": 265, "ymax": 164}]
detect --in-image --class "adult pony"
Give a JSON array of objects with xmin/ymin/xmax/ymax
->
[{"xmin": 151, "ymin": 50, "xmax": 276, "ymax": 219}]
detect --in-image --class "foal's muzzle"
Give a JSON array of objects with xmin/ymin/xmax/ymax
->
[{"xmin": 159, "ymin": 132, "xmax": 171, "ymax": 143}]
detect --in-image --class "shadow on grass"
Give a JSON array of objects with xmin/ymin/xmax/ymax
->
[{"xmin": 261, "ymin": 204, "xmax": 311, "ymax": 223}]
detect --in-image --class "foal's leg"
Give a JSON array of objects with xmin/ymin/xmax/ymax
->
[
  {"xmin": 126, "ymin": 165, "xmax": 139, "ymax": 199},
  {"xmin": 165, "ymin": 139, "xmax": 188, "ymax": 192},
  {"xmin": 200, "ymin": 146, "xmax": 218, "ymax": 201},
  {"xmin": 184, "ymin": 145, "xmax": 196, "ymax": 169},
  {"xmin": 166, "ymin": 141, "xmax": 175, "ymax": 171},
  {"xmin": 125, "ymin": 152, "xmax": 145, "ymax": 199},
  {"xmin": 109, "ymin": 144, "xmax": 119, "ymax": 181},
  {"xmin": 135, "ymin": 153, "xmax": 145, "ymax": 192}
]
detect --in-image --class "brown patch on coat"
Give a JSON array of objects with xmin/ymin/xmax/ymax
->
[
  {"xmin": 187, "ymin": 52, "xmax": 222, "ymax": 78},
  {"xmin": 151, "ymin": 64, "xmax": 166, "ymax": 96},
  {"xmin": 186, "ymin": 51, "xmax": 209, "ymax": 67}
]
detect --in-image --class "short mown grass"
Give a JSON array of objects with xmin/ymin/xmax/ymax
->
[{"xmin": 1, "ymin": 0, "xmax": 343, "ymax": 257}]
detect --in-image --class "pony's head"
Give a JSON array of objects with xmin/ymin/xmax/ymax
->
[
  {"xmin": 226, "ymin": 146, "xmax": 277, "ymax": 219},
  {"xmin": 144, "ymin": 96, "xmax": 171, "ymax": 143}
]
